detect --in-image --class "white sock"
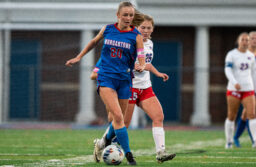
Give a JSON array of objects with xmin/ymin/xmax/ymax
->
[
  {"xmin": 249, "ymin": 118, "xmax": 256, "ymax": 142},
  {"xmin": 152, "ymin": 127, "xmax": 165, "ymax": 153},
  {"xmin": 225, "ymin": 118, "xmax": 234, "ymax": 143}
]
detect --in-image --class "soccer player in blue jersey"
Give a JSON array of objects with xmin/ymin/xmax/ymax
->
[
  {"xmin": 92, "ymin": 13, "xmax": 175, "ymax": 164},
  {"xmin": 66, "ymin": 1, "xmax": 145, "ymax": 165}
]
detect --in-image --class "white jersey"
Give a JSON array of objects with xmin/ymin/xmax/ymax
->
[
  {"xmin": 132, "ymin": 39, "xmax": 153, "ymax": 89},
  {"xmin": 250, "ymin": 51, "xmax": 256, "ymax": 93},
  {"xmin": 224, "ymin": 48, "xmax": 255, "ymax": 91}
]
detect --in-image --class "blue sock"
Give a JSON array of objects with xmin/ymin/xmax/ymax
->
[
  {"xmin": 115, "ymin": 126, "xmax": 131, "ymax": 154},
  {"xmin": 106, "ymin": 123, "xmax": 115, "ymax": 141},
  {"xmin": 234, "ymin": 118, "xmax": 246, "ymax": 139},
  {"xmin": 246, "ymin": 120, "xmax": 254, "ymax": 144}
]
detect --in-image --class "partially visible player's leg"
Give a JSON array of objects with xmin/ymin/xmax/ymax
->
[
  {"xmin": 93, "ymin": 125, "xmax": 109, "ymax": 162},
  {"xmin": 242, "ymin": 95, "xmax": 256, "ymax": 148},
  {"xmin": 245, "ymin": 120, "xmax": 255, "ymax": 146},
  {"xmin": 124, "ymin": 103, "xmax": 136, "ymax": 128},
  {"xmin": 93, "ymin": 105, "xmax": 114, "ymax": 162},
  {"xmin": 140, "ymin": 95, "xmax": 175, "ymax": 163},
  {"xmin": 124, "ymin": 88, "xmax": 138, "ymax": 128},
  {"xmin": 116, "ymin": 81, "xmax": 136, "ymax": 165},
  {"xmin": 234, "ymin": 109, "xmax": 247, "ymax": 147},
  {"xmin": 225, "ymin": 95, "xmax": 241, "ymax": 149}
]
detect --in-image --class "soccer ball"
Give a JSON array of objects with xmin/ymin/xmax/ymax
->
[{"xmin": 102, "ymin": 144, "xmax": 124, "ymax": 165}]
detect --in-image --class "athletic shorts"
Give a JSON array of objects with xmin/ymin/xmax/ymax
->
[
  {"xmin": 97, "ymin": 74, "xmax": 132, "ymax": 99},
  {"xmin": 129, "ymin": 87, "xmax": 155, "ymax": 105},
  {"xmin": 226, "ymin": 90, "xmax": 255, "ymax": 100}
]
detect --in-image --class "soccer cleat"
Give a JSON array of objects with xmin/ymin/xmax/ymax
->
[
  {"xmin": 93, "ymin": 138, "xmax": 105, "ymax": 163},
  {"xmin": 225, "ymin": 142, "xmax": 233, "ymax": 149},
  {"xmin": 252, "ymin": 141, "xmax": 256, "ymax": 148},
  {"xmin": 111, "ymin": 136, "xmax": 120, "ymax": 146},
  {"xmin": 125, "ymin": 152, "xmax": 137, "ymax": 165},
  {"xmin": 233, "ymin": 138, "xmax": 241, "ymax": 147},
  {"xmin": 156, "ymin": 151, "xmax": 176, "ymax": 163}
]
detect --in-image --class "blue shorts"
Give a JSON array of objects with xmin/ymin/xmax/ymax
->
[{"xmin": 97, "ymin": 74, "xmax": 132, "ymax": 99}]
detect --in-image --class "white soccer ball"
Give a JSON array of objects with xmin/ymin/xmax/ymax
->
[{"xmin": 102, "ymin": 144, "xmax": 124, "ymax": 165}]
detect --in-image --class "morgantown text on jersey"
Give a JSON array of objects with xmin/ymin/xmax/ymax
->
[{"xmin": 105, "ymin": 39, "xmax": 131, "ymax": 49}]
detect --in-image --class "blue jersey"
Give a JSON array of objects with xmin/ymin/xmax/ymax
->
[{"xmin": 98, "ymin": 23, "xmax": 140, "ymax": 80}]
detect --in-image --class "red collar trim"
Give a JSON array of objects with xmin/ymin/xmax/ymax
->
[{"xmin": 114, "ymin": 23, "xmax": 135, "ymax": 32}]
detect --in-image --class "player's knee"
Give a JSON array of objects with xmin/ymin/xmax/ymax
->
[
  {"xmin": 228, "ymin": 115, "xmax": 236, "ymax": 121},
  {"xmin": 153, "ymin": 112, "xmax": 164, "ymax": 124},
  {"xmin": 108, "ymin": 114, "xmax": 113, "ymax": 122},
  {"xmin": 247, "ymin": 112, "xmax": 256, "ymax": 119},
  {"xmin": 227, "ymin": 111, "xmax": 237, "ymax": 121}
]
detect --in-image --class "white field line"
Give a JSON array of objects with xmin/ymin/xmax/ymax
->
[
  {"xmin": 132, "ymin": 136, "xmax": 252, "ymax": 156},
  {"xmin": 170, "ymin": 161, "xmax": 256, "ymax": 164},
  {"xmin": 0, "ymin": 153, "xmax": 41, "ymax": 156},
  {"xmin": 19, "ymin": 155, "xmax": 94, "ymax": 167},
  {"xmin": 183, "ymin": 156, "xmax": 256, "ymax": 159},
  {"xmin": 9, "ymin": 136, "xmax": 255, "ymax": 167}
]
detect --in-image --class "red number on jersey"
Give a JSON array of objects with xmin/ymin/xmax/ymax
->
[{"xmin": 110, "ymin": 48, "xmax": 123, "ymax": 59}]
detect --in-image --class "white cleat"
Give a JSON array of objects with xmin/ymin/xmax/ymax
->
[
  {"xmin": 156, "ymin": 151, "xmax": 176, "ymax": 163},
  {"xmin": 93, "ymin": 138, "xmax": 104, "ymax": 163},
  {"xmin": 225, "ymin": 142, "xmax": 233, "ymax": 149},
  {"xmin": 252, "ymin": 142, "xmax": 256, "ymax": 148}
]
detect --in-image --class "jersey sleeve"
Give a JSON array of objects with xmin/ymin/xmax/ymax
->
[
  {"xmin": 103, "ymin": 24, "xmax": 111, "ymax": 37},
  {"xmin": 224, "ymin": 52, "xmax": 238, "ymax": 85}
]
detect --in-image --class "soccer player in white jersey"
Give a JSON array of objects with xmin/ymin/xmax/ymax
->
[
  {"xmin": 224, "ymin": 32, "xmax": 256, "ymax": 149},
  {"xmin": 233, "ymin": 31, "xmax": 256, "ymax": 148},
  {"xmin": 124, "ymin": 15, "xmax": 176, "ymax": 163}
]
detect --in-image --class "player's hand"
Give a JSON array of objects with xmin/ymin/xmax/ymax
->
[
  {"xmin": 65, "ymin": 57, "xmax": 81, "ymax": 67},
  {"xmin": 234, "ymin": 83, "xmax": 241, "ymax": 91},
  {"xmin": 158, "ymin": 73, "xmax": 169, "ymax": 82},
  {"xmin": 134, "ymin": 63, "xmax": 145, "ymax": 72}
]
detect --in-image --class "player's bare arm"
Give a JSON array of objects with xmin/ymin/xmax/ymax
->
[
  {"xmin": 136, "ymin": 34, "xmax": 146, "ymax": 72},
  {"xmin": 150, "ymin": 64, "xmax": 169, "ymax": 82},
  {"xmin": 65, "ymin": 26, "xmax": 106, "ymax": 67}
]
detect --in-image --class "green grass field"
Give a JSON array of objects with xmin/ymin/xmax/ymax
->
[{"xmin": 0, "ymin": 128, "xmax": 256, "ymax": 167}]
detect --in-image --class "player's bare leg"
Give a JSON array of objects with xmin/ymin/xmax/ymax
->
[
  {"xmin": 99, "ymin": 87, "xmax": 136, "ymax": 165},
  {"xmin": 140, "ymin": 96, "xmax": 176, "ymax": 163},
  {"xmin": 225, "ymin": 95, "xmax": 241, "ymax": 149}
]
